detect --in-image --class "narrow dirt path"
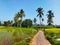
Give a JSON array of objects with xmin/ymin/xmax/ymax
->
[{"xmin": 29, "ymin": 30, "xmax": 51, "ymax": 45}]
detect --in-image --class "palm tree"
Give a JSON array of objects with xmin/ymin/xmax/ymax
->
[
  {"xmin": 19, "ymin": 9, "xmax": 25, "ymax": 27},
  {"xmin": 14, "ymin": 9, "xmax": 25, "ymax": 27},
  {"xmin": 47, "ymin": 10, "xmax": 54, "ymax": 26},
  {"xmin": 14, "ymin": 13, "xmax": 19, "ymax": 27},
  {"xmin": 36, "ymin": 7, "xmax": 44, "ymax": 25}
]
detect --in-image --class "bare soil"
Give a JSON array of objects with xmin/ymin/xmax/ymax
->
[{"xmin": 29, "ymin": 30, "xmax": 51, "ymax": 45}]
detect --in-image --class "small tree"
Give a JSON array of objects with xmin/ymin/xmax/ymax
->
[
  {"xmin": 22, "ymin": 19, "xmax": 32, "ymax": 27},
  {"xmin": 0, "ymin": 21, "xmax": 2, "ymax": 26},
  {"xmin": 3, "ymin": 20, "xmax": 13, "ymax": 26},
  {"xmin": 41, "ymin": 18, "xmax": 44, "ymax": 25},
  {"xmin": 34, "ymin": 18, "xmax": 37, "ymax": 25},
  {"xmin": 47, "ymin": 10, "xmax": 54, "ymax": 26}
]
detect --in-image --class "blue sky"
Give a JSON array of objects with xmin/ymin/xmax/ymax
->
[{"xmin": 0, "ymin": 0, "xmax": 60, "ymax": 25}]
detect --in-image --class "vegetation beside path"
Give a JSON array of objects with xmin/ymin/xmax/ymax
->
[{"xmin": 0, "ymin": 26, "xmax": 60, "ymax": 45}]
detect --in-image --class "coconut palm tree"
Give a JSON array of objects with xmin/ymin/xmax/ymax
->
[
  {"xmin": 14, "ymin": 13, "xmax": 19, "ymax": 27},
  {"xmin": 14, "ymin": 9, "xmax": 25, "ymax": 27},
  {"xmin": 47, "ymin": 10, "xmax": 54, "ymax": 26},
  {"xmin": 36, "ymin": 7, "xmax": 44, "ymax": 25},
  {"xmin": 19, "ymin": 9, "xmax": 25, "ymax": 27}
]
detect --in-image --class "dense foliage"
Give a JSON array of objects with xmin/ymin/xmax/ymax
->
[
  {"xmin": 22, "ymin": 19, "xmax": 32, "ymax": 27},
  {"xmin": 47, "ymin": 10, "xmax": 54, "ymax": 26}
]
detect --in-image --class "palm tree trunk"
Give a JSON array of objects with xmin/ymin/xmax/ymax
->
[
  {"xmin": 20, "ymin": 18, "xmax": 22, "ymax": 28},
  {"xmin": 17, "ymin": 22, "xmax": 18, "ymax": 27},
  {"xmin": 40, "ymin": 17, "xmax": 41, "ymax": 25},
  {"xmin": 20, "ymin": 22, "xmax": 21, "ymax": 28}
]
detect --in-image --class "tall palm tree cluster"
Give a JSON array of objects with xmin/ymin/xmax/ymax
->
[
  {"xmin": 14, "ymin": 9, "xmax": 25, "ymax": 27},
  {"xmin": 47, "ymin": 10, "xmax": 54, "ymax": 25},
  {"xmin": 36, "ymin": 7, "xmax": 54, "ymax": 26},
  {"xmin": 0, "ymin": 7, "xmax": 54, "ymax": 27}
]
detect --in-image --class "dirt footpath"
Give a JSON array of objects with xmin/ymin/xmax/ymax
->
[{"xmin": 29, "ymin": 30, "xmax": 51, "ymax": 45}]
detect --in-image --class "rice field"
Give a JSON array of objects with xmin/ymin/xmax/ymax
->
[
  {"xmin": 0, "ymin": 26, "xmax": 37, "ymax": 45},
  {"xmin": 0, "ymin": 26, "xmax": 60, "ymax": 45}
]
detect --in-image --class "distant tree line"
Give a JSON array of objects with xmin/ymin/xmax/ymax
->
[{"xmin": 0, "ymin": 7, "xmax": 54, "ymax": 27}]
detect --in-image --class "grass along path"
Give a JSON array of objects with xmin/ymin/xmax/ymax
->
[{"xmin": 0, "ymin": 27, "xmax": 37, "ymax": 45}]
